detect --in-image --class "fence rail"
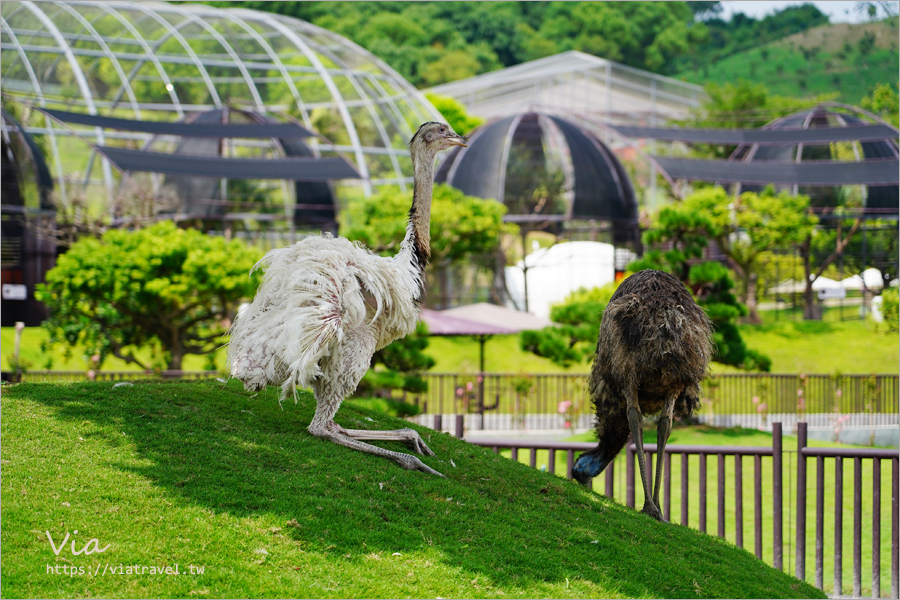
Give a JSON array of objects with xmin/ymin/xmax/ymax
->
[
  {"xmin": 1, "ymin": 370, "xmax": 222, "ymax": 383},
  {"xmin": 416, "ymin": 372, "xmax": 899, "ymax": 427},
  {"xmin": 464, "ymin": 422, "xmax": 899, "ymax": 598}
]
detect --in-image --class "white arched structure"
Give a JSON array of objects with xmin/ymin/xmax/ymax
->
[{"xmin": 0, "ymin": 0, "xmax": 442, "ymax": 202}]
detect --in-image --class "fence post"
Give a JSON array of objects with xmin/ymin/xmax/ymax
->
[
  {"xmin": 796, "ymin": 421, "xmax": 807, "ymax": 580},
  {"xmin": 755, "ymin": 454, "xmax": 763, "ymax": 560},
  {"xmin": 853, "ymin": 457, "xmax": 862, "ymax": 598},
  {"xmin": 605, "ymin": 460, "xmax": 614, "ymax": 498},
  {"xmin": 699, "ymin": 453, "xmax": 707, "ymax": 533},
  {"xmin": 433, "ymin": 414, "xmax": 442, "ymax": 432},
  {"xmin": 892, "ymin": 456, "xmax": 898, "ymax": 600},
  {"xmin": 717, "ymin": 453, "xmax": 726, "ymax": 538},
  {"xmin": 735, "ymin": 454, "xmax": 743, "ymax": 549},
  {"xmin": 835, "ymin": 456, "xmax": 844, "ymax": 597},
  {"xmin": 815, "ymin": 455, "xmax": 826, "ymax": 590},
  {"xmin": 454, "ymin": 414, "xmax": 464, "ymax": 439},
  {"xmin": 681, "ymin": 453, "xmax": 689, "ymax": 527},
  {"xmin": 773, "ymin": 422, "xmax": 783, "ymax": 571},
  {"xmin": 873, "ymin": 458, "xmax": 881, "ymax": 599}
]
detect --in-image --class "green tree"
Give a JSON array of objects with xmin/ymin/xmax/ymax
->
[
  {"xmin": 880, "ymin": 287, "xmax": 899, "ymax": 332},
  {"xmin": 798, "ymin": 211, "xmax": 864, "ymax": 320},
  {"xmin": 36, "ymin": 222, "xmax": 261, "ymax": 370},
  {"xmin": 425, "ymin": 93, "xmax": 485, "ymax": 135},
  {"xmin": 342, "ymin": 183, "xmax": 515, "ymax": 268},
  {"xmin": 629, "ymin": 199, "xmax": 772, "ymax": 370},
  {"xmin": 676, "ymin": 187, "xmax": 818, "ymax": 323},
  {"xmin": 420, "ymin": 50, "xmax": 481, "ymax": 86},
  {"xmin": 861, "ymin": 82, "xmax": 900, "ymax": 128},
  {"xmin": 520, "ymin": 284, "xmax": 619, "ymax": 368},
  {"xmin": 204, "ymin": 1, "xmax": 711, "ymax": 82}
]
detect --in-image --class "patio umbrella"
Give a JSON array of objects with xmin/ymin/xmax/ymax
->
[
  {"xmin": 441, "ymin": 302, "xmax": 553, "ymax": 332},
  {"xmin": 420, "ymin": 304, "xmax": 552, "ymax": 424},
  {"xmin": 419, "ymin": 308, "xmax": 519, "ymax": 372}
]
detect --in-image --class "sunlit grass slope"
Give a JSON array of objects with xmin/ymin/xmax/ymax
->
[{"xmin": 1, "ymin": 380, "xmax": 824, "ymax": 599}]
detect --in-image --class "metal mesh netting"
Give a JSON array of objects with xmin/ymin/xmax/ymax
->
[{"xmin": 0, "ymin": 0, "xmax": 442, "ymax": 204}]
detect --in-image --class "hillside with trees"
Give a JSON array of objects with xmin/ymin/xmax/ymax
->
[
  {"xmin": 676, "ymin": 17, "xmax": 899, "ymax": 104},
  {"xmin": 201, "ymin": 1, "xmax": 856, "ymax": 87}
]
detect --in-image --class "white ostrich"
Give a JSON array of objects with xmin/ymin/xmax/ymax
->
[{"xmin": 228, "ymin": 122, "xmax": 467, "ymax": 476}]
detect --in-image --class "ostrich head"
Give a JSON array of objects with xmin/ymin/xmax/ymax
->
[
  {"xmin": 409, "ymin": 122, "xmax": 467, "ymax": 162},
  {"xmin": 572, "ymin": 418, "xmax": 630, "ymax": 485},
  {"xmin": 573, "ymin": 448, "xmax": 611, "ymax": 485}
]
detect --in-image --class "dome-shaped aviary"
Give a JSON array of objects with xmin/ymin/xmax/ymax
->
[
  {"xmin": 730, "ymin": 104, "xmax": 899, "ymax": 214},
  {"xmin": 435, "ymin": 112, "xmax": 639, "ymax": 245}
]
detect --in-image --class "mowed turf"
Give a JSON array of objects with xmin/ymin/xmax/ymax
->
[{"xmin": 1, "ymin": 380, "xmax": 824, "ymax": 599}]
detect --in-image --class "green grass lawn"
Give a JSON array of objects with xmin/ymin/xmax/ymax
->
[
  {"xmin": 1, "ymin": 380, "xmax": 824, "ymax": 599},
  {"xmin": 730, "ymin": 317, "xmax": 899, "ymax": 374},
  {"xmin": 501, "ymin": 426, "xmax": 894, "ymax": 598}
]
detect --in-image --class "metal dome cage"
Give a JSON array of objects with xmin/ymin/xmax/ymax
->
[
  {"xmin": 0, "ymin": 0, "xmax": 443, "ymax": 237},
  {"xmin": 730, "ymin": 104, "xmax": 899, "ymax": 216},
  {"xmin": 436, "ymin": 111, "xmax": 640, "ymax": 246}
]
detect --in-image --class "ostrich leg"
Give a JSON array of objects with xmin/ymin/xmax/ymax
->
[
  {"xmin": 652, "ymin": 389, "xmax": 682, "ymax": 514},
  {"xmin": 308, "ymin": 329, "xmax": 444, "ymax": 476},
  {"xmin": 308, "ymin": 391, "xmax": 444, "ymax": 476},
  {"xmin": 626, "ymin": 388, "xmax": 665, "ymax": 522}
]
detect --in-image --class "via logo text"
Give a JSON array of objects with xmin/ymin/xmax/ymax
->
[{"xmin": 46, "ymin": 531, "xmax": 110, "ymax": 556}]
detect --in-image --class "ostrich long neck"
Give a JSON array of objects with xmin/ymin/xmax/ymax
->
[{"xmin": 398, "ymin": 151, "xmax": 435, "ymax": 297}]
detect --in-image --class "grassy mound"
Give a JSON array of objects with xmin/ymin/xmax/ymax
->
[{"xmin": 1, "ymin": 380, "xmax": 825, "ymax": 599}]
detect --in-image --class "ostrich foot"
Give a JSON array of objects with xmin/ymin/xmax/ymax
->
[
  {"xmin": 640, "ymin": 502, "xmax": 668, "ymax": 523},
  {"xmin": 310, "ymin": 421, "xmax": 444, "ymax": 477},
  {"xmin": 338, "ymin": 426, "xmax": 436, "ymax": 456}
]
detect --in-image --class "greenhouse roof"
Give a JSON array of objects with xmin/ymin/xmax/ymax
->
[
  {"xmin": 0, "ymin": 0, "xmax": 443, "ymax": 202},
  {"xmin": 425, "ymin": 51, "xmax": 705, "ymax": 125}
]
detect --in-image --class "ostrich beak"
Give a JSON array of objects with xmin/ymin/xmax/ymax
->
[{"xmin": 447, "ymin": 133, "xmax": 468, "ymax": 148}]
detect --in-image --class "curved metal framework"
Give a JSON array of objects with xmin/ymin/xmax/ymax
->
[
  {"xmin": 0, "ymin": 0, "xmax": 442, "ymax": 204},
  {"xmin": 729, "ymin": 104, "xmax": 900, "ymax": 214},
  {"xmin": 426, "ymin": 50, "xmax": 705, "ymax": 127}
]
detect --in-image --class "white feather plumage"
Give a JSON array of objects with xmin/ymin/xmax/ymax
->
[
  {"xmin": 227, "ymin": 232, "xmax": 422, "ymax": 401},
  {"xmin": 225, "ymin": 122, "xmax": 466, "ymax": 476}
]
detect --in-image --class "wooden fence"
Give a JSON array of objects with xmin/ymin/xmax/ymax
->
[
  {"xmin": 1, "ymin": 370, "xmax": 221, "ymax": 383},
  {"xmin": 415, "ymin": 372, "xmax": 899, "ymax": 427},
  {"xmin": 464, "ymin": 422, "xmax": 899, "ymax": 598}
]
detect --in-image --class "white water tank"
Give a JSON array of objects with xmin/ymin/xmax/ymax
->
[{"xmin": 505, "ymin": 241, "xmax": 615, "ymax": 319}]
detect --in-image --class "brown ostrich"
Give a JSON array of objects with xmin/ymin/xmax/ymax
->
[{"xmin": 573, "ymin": 269, "xmax": 714, "ymax": 521}]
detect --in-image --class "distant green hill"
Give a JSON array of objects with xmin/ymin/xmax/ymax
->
[
  {"xmin": 678, "ymin": 19, "xmax": 899, "ymax": 104},
  {"xmin": 2, "ymin": 380, "xmax": 825, "ymax": 598}
]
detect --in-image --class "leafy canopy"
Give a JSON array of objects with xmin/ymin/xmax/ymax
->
[
  {"xmin": 341, "ymin": 183, "xmax": 515, "ymax": 267},
  {"xmin": 520, "ymin": 283, "xmax": 619, "ymax": 368},
  {"xmin": 36, "ymin": 222, "xmax": 261, "ymax": 370},
  {"xmin": 425, "ymin": 93, "xmax": 484, "ymax": 136},
  {"xmin": 671, "ymin": 187, "xmax": 817, "ymax": 323}
]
